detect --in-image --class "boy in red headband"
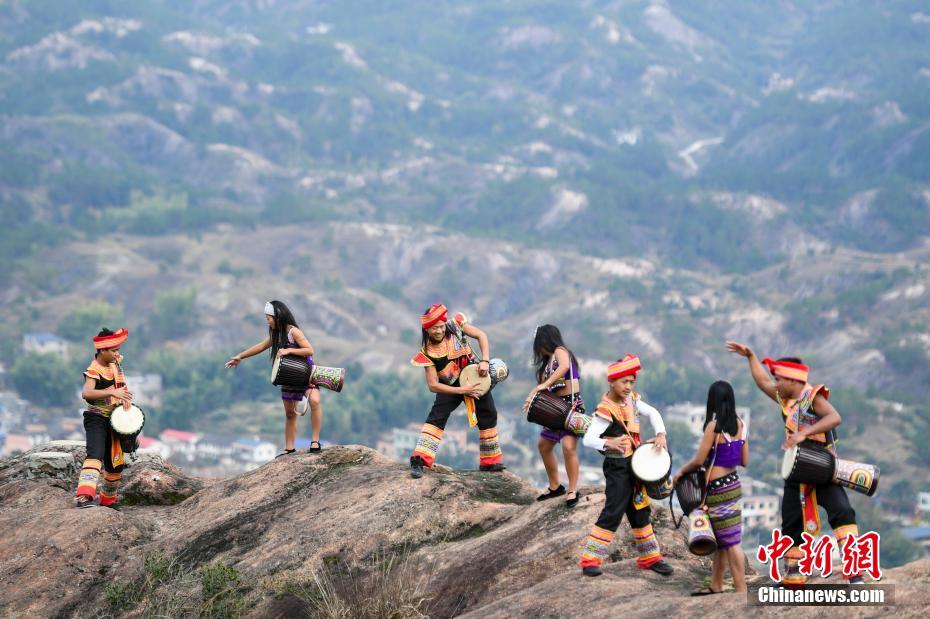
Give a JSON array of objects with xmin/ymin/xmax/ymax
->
[
  {"xmin": 578, "ymin": 354, "xmax": 674, "ymax": 577},
  {"xmin": 726, "ymin": 341, "xmax": 864, "ymax": 585},
  {"xmin": 409, "ymin": 304, "xmax": 504, "ymax": 478},
  {"xmin": 75, "ymin": 328, "xmax": 133, "ymax": 509}
]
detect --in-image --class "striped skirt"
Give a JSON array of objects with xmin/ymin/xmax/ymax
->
[{"xmin": 705, "ymin": 472, "xmax": 742, "ymax": 549}]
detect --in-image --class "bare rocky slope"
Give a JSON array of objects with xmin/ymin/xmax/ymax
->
[{"xmin": 0, "ymin": 442, "xmax": 926, "ymax": 618}]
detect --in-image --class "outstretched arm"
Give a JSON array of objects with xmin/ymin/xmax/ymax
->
[
  {"xmin": 673, "ymin": 422, "xmax": 716, "ymax": 483},
  {"xmin": 726, "ymin": 340, "xmax": 777, "ymax": 402},
  {"xmin": 226, "ymin": 338, "xmax": 271, "ymax": 367}
]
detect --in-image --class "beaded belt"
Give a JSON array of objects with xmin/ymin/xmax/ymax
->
[{"xmin": 708, "ymin": 471, "xmax": 739, "ymax": 489}]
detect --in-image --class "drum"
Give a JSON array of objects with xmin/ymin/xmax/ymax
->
[
  {"xmin": 674, "ymin": 470, "xmax": 706, "ymax": 516},
  {"xmin": 110, "ymin": 404, "xmax": 144, "ymax": 453},
  {"xmin": 309, "ymin": 365, "xmax": 346, "ymax": 392},
  {"xmin": 459, "ymin": 364, "xmax": 492, "ymax": 397},
  {"xmin": 781, "ymin": 443, "xmax": 835, "ymax": 486},
  {"xmin": 687, "ymin": 509, "xmax": 717, "ymax": 556},
  {"xmin": 487, "ymin": 358, "xmax": 509, "ymax": 386},
  {"xmin": 565, "ymin": 408, "xmax": 591, "ymax": 436},
  {"xmin": 834, "ymin": 458, "xmax": 880, "ymax": 496},
  {"xmin": 632, "ymin": 442, "xmax": 673, "ymax": 500},
  {"xmin": 270, "ymin": 355, "xmax": 314, "ymax": 387},
  {"xmin": 526, "ymin": 390, "xmax": 572, "ymax": 430}
]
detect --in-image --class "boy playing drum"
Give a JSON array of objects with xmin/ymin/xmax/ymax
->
[
  {"xmin": 578, "ymin": 354, "xmax": 673, "ymax": 577},
  {"xmin": 75, "ymin": 328, "xmax": 133, "ymax": 509}
]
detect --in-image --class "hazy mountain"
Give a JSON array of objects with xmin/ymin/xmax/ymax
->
[{"xmin": 1, "ymin": 1, "xmax": 928, "ymax": 504}]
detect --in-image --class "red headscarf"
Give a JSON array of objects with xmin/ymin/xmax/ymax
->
[
  {"xmin": 761, "ymin": 357, "xmax": 809, "ymax": 382},
  {"xmin": 93, "ymin": 328, "xmax": 129, "ymax": 350},
  {"xmin": 421, "ymin": 304, "xmax": 448, "ymax": 328},
  {"xmin": 607, "ymin": 354, "xmax": 641, "ymax": 381}
]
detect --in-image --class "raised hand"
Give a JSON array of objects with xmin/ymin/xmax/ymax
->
[{"xmin": 726, "ymin": 340, "xmax": 753, "ymax": 358}]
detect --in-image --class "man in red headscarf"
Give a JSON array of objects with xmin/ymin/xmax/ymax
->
[
  {"xmin": 409, "ymin": 304, "xmax": 504, "ymax": 478},
  {"xmin": 75, "ymin": 328, "xmax": 133, "ymax": 509},
  {"xmin": 726, "ymin": 341, "xmax": 864, "ymax": 585},
  {"xmin": 578, "ymin": 354, "xmax": 674, "ymax": 577}
]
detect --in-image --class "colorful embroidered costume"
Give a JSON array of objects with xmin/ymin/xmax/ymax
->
[
  {"xmin": 578, "ymin": 355, "xmax": 667, "ymax": 572},
  {"xmin": 410, "ymin": 305, "xmax": 503, "ymax": 469},
  {"xmin": 763, "ymin": 358, "xmax": 861, "ymax": 585},
  {"xmin": 76, "ymin": 329, "xmax": 130, "ymax": 507},
  {"xmin": 703, "ymin": 425, "xmax": 747, "ymax": 549}
]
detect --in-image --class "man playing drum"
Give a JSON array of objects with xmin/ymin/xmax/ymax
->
[
  {"xmin": 409, "ymin": 304, "xmax": 504, "ymax": 478},
  {"xmin": 726, "ymin": 341, "xmax": 865, "ymax": 585},
  {"xmin": 75, "ymin": 328, "xmax": 133, "ymax": 509},
  {"xmin": 578, "ymin": 354, "xmax": 674, "ymax": 577}
]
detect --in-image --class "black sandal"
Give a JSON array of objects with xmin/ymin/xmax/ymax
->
[
  {"xmin": 76, "ymin": 495, "xmax": 95, "ymax": 509},
  {"xmin": 536, "ymin": 484, "xmax": 565, "ymax": 501},
  {"xmin": 275, "ymin": 449, "xmax": 297, "ymax": 458},
  {"xmin": 690, "ymin": 589, "xmax": 723, "ymax": 596},
  {"xmin": 565, "ymin": 490, "xmax": 580, "ymax": 508},
  {"xmin": 308, "ymin": 441, "xmax": 322, "ymax": 453}
]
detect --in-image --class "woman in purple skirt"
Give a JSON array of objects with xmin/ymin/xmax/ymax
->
[
  {"xmin": 226, "ymin": 300, "xmax": 324, "ymax": 456},
  {"xmin": 673, "ymin": 381, "xmax": 749, "ymax": 594},
  {"xmin": 524, "ymin": 325, "xmax": 586, "ymax": 508}
]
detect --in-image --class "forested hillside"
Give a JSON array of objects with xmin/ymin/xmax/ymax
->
[{"xmin": 1, "ymin": 0, "xmax": 928, "ymax": 565}]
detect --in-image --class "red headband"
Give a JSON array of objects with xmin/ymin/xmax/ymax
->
[
  {"xmin": 762, "ymin": 357, "xmax": 809, "ymax": 382},
  {"xmin": 420, "ymin": 303, "xmax": 449, "ymax": 329},
  {"xmin": 607, "ymin": 354, "xmax": 641, "ymax": 381},
  {"xmin": 93, "ymin": 328, "xmax": 129, "ymax": 350},
  {"xmin": 421, "ymin": 304, "xmax": 448, "ymax": 328}
]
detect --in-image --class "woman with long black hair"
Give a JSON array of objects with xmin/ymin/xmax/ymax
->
[
  {"xmin": 524, "ymin": 324, "xmax": 585, "ymax": 507},
  {"xmin": 673, "ymin": 380, "xmax": 749, "ymax": 594},
  {"xmin": 226, "ymin": 300, "xmax": 324, "ymax": 456}
]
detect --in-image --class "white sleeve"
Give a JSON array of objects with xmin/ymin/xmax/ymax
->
[
  {"xmin": 637, "ymin": 400, "xmax": 666, "ymax": 435},
  {"xmin": 583, "ymin": 415, "xmax": 610, "ymax": 451}
]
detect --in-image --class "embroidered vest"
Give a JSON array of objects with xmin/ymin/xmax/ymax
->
[
  {"xmin": 779, "ymin": 383, "xmax": 833, "ymax": 446},
  {"xmin": 594, "ymin": 393, "xmax": 642, "ymax": 456},
  {"xmin": 83, "ymin": 359, "xmax": 126, "ymax": 415},
  {"xmin": 410, "ymin": 322, "xmax": 477, "ymax": 385}
]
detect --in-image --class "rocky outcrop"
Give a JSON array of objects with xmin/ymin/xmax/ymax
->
[
  {"xmin": 0, "ymin": 444, "xmax": 925, "ymax": 618},
  {"xmin": 0, "ymin": 440, "xmax": 203, "ymax": 504}
]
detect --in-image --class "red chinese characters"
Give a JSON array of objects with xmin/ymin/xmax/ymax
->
[
  {"xmin": 842, "ymin": 531, "xmax": 882, "ymax": 580},
  {"xmin": 798, "ymin": 532, "xmax": 835, "ymax": 577},
  {"xmin": 756, "ymin": 528, "xmax": 793, "ymax": 582},
  {"xmin": 757, "ymin": 529, "xmax": 882, "ymax": 582}
]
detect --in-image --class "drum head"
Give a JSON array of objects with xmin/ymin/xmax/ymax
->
[
  {"xmin": 631, "ymin": 443, "xmax": 671, "ymax": 482},
  {"xmin": 781, "ymin": 445, "xmax": 798, "ymax": 480},
  {"xmin": 270, "ymin": 356, "xmax": 282, "ymax": 383},
  {"xmin": 459, "ymin": 364, "xmax": 491, "ymax": 395},
  {"xmin": 111, "ymin": 405, "xmax": 145, "ymax": 434}
]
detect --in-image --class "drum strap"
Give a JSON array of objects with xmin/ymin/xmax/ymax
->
[
  {"xmin": 614, "ymin": 408, "xmax": 653, "ymax": 510},
  {"xmin": 545, "ymin": 350, "xmax": 577, "ymax": 409},
  {"xmin": 700, "ymin": 432, "xmax": 720, "ymax": 507},
  {"xmin": 464, "ymin": 396, "xmax": 478, "ymax": 427},
  {"xmin": 567, "ymin": 356, "xmax": 576, "ymax": 409},
  {"xmin": 109, "ymin": 361, "xmax": 130, "ymax": 466},
  {"xmin": 671, "ymin": 430, "xmax": 720, "ymax": 529}
]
